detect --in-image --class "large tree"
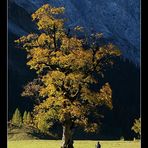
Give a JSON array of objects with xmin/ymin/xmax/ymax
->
[{"xmin": 15, "ymin": 4, "xmax": 121, "ymax": 148}]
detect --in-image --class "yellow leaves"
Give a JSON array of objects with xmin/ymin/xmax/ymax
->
[
  {"xmin": 50, "ymin": 71, "xmax": 66, "ymax": 80},
  {"xmin": 97, "ymin": 83, "xmax": 113, "ymax": 109},
  {"xmin": 34, "ymin": 97, "xmax": 55, "ymax": 110},
  {"xmin": 54, "ymin": 19, "xmax": 64, "ymax": 29},
  {"xmin": 37, "ymin": 16, "xmax": 64, "ymax": 31},
  {"xmin": 70, "ymin": 106, "xmax": 81, "ymax": 117},
  {"xmin": 61, "ymin": 37, "xmax": 83, "ymax": 51},
  {"xmin": 95, "ymin": 43, "xmax": 121, "ymax": 60},
  {"xmin": 15, "ymin": 34, "xmax": 38, "ymax": 43},
  {"xmin": 75, "ymin": 117, "xmax": 87, "ymax": 126},
  {"xmin": 56, "ymin": 31, "xmax": 66, "ymax": 40},
  {"xmin": 95, "ymin": 33, "xmax": 103, "ymax": 39},
  {"xmin": 30, "ymin": 47, "xmax": 49, "ymax": 58},
  {"xmin": 33, "ymin": 108, "xmax": 55, "ymax": 133},
  {"xmin": 50, "ymin": 51, "xmax": 63, "ymax": 65},
  {"xmin": 131, "ymin": 118, "xmax": 141, "ymax": 136},
  {"xmin": 50, "ymin": 7, "xmax": 65, "ymax": 15},
  {"xmin": 36, "ymin": 119, "xmax": 52, "ymax": 133},
  {"xmin": 50, "ymin": 48, "xmax": 93, "ymax": 71},
  {"xmin": 83, "ymin": 75, "xmax": 97, "ymax": 84},
  {"xmin": 70, "ymin": 102, "xmax": 87, "ymax": 118},
  {"xmin": 80, "ymin": 87, "xmax": 96, "ymax": 103},
  {"xmin": 105, "ymin": 43, "xmax": 121, "ymax": 56},
  {"xmin": 38, "ymin": 33, "xmax": 53, "ymax": 46},
  {"xmin": 65, "ymin": 72, "xmax": 84, "ymax": 83},
  {"xmin": 39, "ymin": 71, "xmax": 66, "ymax": 97},
  {"xmin": 59, "ymin": 108, "xmax": 69, "ymax": 122},
  {"xmin": 31, "ymin": 4, "xmax": 52, "ymax": 21},
  {"xmin": 80, "ymin": 82, "xmax": 113, "ymax": 110},
  {"xmin": 74, "ymin": 50, "xmax": 93, "ymax": 69},
  {"xmin": 64, "ymin": 72, "xmax": 85, "ymax": 97},
  {"xmin": 14, "ymin": 34, "xmax": 39, "ymax": 50},
  {"xmin": 31, "ymin": 4, "xmax": 65, "ymax": 31},
  {"xmin": 21, "ymin": 80, "xmax": 41, "ymax": 97},
  {"xmin": 32, "ymin": 4, "xmax": 64, "ymax": 21},
  {"xmin": 84, "ymin": 123, "xmax": 98, "ymax": 133},
  {"xmin": 42, "ymin": 71, "xmax": 65, "ymax": 86},
  {"xmin": 58, "ymin": 100, "xmax": 86, "ymax": 123},
  {"xmin": 26, "ymin": 47, "xmax": 50, "ymax": 73},
  {"xmin": 51, "ymin": 52, "xmax": 75, "ymax": 68},
  {"xmin": 95, "ymin": 47, "xmax": 106, "ymax": 60},
  {"xmin": 40, "ymin": 72, "xmax": 64, "ymax": 97},
  {"xmin": 40, "ymin": 84, "xmax": 57, "ymax": 97},
  {"xmin": 37, "ymin": 15, "xmax": 54, "ymax": 30},
  {"xmin": 74, "ymin": 26, "xmax": 84, "ymax": 32},
  {"xmin": 74, "ymin": 115, "xmax": 98, "ymax": 133}
]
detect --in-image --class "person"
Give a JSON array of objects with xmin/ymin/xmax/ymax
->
[{"xmin": 96, "ymin": 141, "xmax": 101, "ymax": 148}]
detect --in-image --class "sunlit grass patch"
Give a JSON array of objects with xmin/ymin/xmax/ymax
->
[{"xmin": 8, "ymin": 140, "xmax": 140, "ymax": 148}]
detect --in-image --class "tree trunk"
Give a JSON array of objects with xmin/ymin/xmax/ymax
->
[{"xmin": 61, "ymin": 122, "xmax": 74, "ymax": 148}]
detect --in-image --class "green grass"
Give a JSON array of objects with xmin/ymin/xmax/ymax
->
[{"xmin": 8, "ymin": 140, "xmax": 140, "ymax": 148}]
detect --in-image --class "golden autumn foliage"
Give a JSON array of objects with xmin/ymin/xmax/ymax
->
[
  {"xmin": 131, "ymin": 118, "xmax": 141, "ymax": 138},
  {"xmin": 15, "ymin": 4, "xmax": 121, "ymax": 134}
]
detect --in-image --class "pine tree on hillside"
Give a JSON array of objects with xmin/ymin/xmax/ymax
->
[
  {"xmin": 26, "ymin": 112, "xmax": 33, "ymax": 125},
  {"xmin": 11, "ymin": 108, "xmax": 22, "ymax": 127},
  {"xmin": 23, "ymin": 111, "xmax": 28, "ymax": 125}
]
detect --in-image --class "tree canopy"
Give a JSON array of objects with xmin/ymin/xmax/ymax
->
[{"xmin": 15, "ymin": 4, "xmax": 121, "ymax": 147}]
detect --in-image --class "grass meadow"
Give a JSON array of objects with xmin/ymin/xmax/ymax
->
[{"xmin": 8, "ymin": 140, "xmax": 140, "ymax": 148}]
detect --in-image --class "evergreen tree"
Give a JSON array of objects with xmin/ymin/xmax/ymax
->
[
  {"xmin": 15, "ymin": 4, "xmax": 121, "ymax": 147},
  {"xmin": 23, "ymin": 111, "xmax": 28, "ymax": 125},
  {"xmin": 11, "ymin": 108, "xmax": 22, "ymax": 127},
  {"xmin": 26, "ymin": 112, "xmax": 33, "ymax": 125}
]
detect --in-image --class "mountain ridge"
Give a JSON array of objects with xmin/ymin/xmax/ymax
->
[{"xmin": 9, "ymin": 0, "xmax": 140, "ymax": 64}]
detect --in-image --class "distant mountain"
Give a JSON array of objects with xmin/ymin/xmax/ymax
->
[
  {"xmin": 8, "ymin": 0, "xmax": 140, "ymax": 139},
  {"xmin": 8, "ymin": 0, "xmax": 140, "ymax": 64}
]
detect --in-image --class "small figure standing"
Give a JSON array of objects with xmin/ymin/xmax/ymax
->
[{"xmin": 96, "ymin": 141, "xmax": 101, "ymax": 148}]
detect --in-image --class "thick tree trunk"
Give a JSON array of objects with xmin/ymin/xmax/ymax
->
[{"xmin": 61, "ymin": 122, "xmax": 74, "ymax": 148}]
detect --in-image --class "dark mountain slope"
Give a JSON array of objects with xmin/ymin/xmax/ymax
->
[{"xmin": 8, "ymin": 0, "xmax": 140, "ymax": 139}]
